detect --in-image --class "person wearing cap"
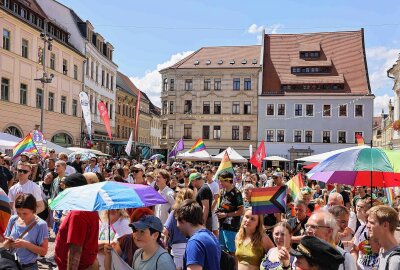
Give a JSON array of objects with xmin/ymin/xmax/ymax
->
[
  {"xmin": 305, "ymin": 209, "xmax": 357, "ymax": 270},
  {"xmin": 130, "ymin": 164, "xmax": 146, "ymax": 185},
  {"xmin": 128, "ymin": 215, "xmax": 176, "ymax": 269},
  {"xmin": 217, "ymin": 170, "xmax": 244, "ymax": 254},
  {"xmin": 8, "ymin": 162, "xmax": 45, "ymax": 215},
  {"xmin": 20, "ymin": 152, "xmax": 30, "ymax": 163},
  {"xmin": 54, "ymin": 173, "xmax": 100, "ymax": 270},
  {"xmin": 0, "ymin": 153, "xmax": 13, "ymax": 194},
  {"xmin": 175, "ymin": 199, "xmax": 221, "ymax": 270},
  {"xmin": 155, "ymin": 169, "xmax": 175, "ymax": 224},
  {"xmin": 189, "ymin": 172, "xmax": 213, "ymax": 231},
  {"xmin": 290, "ymin": 235, "xmax": 345, "ymax": 270}
]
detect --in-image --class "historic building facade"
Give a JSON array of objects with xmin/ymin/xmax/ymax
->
[
  {"xmin": 258, "ymin": 30, "xmax": 374, "ymax": 163},
  {"xmin": 37, "ymin": 0, "xmax": 118, "ymax": 152},
  {"xmin": 388, "ymin": 54, "xmax": 400, "ymax": 149},
  {"xmin": 0, "ymin": 0, "xmax": 84, "ymax": 146},
  {"xmin": 160, "ymin": 46, "xmax": 261, "ymax": 157}
]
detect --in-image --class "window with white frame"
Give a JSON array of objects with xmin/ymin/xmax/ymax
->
[
  {"xmin": 294, "ymin": 130, "xmax": 302, "ymax": 142},
  {"xmin": 266, "ymin": 104, "xmax": 274, "ymax": 116},
  {"xmin": 266, "ymin": 130, "xmax": 274, "ymax": 142},
  {"xmin": 277, "ymin": 104, "xmax": 285, "ymax": 116},
  {"xmin": 323, "ymin": 104, "xmax": 331, "ymax": 117},
  {"xmin": 295, "ymin": 104, "xmax": 302, "ymax": 116},
  {"xmin": 323, "ymin": 131, "xmax": 331, "ymax": 143},
  {"xmin": 338, "ymin": 131, "xmax": 346, "ymax": 143},
  {"xmin": 305, "ymin": 130, "xmax": 313, "ymax": 143},
  {"xmin": 277, "ymin": 130, "xmax": 285, "ymax": 142},
  {"xmin": 339, "ymin": 104, "xmax": 347, "ymax": 117}
]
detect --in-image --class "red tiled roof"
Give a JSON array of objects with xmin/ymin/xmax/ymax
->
[
  {"xmin": 280, "ymin": 74, "xmax": 344, "ymax": 84},
  {"xmin": 299, "ymin": 42, "xmax": 321, "ymax": 52},
  {"xmin": 290, "ymin": 58, "xmax": 332, "ymax": 67},
  {"xmin": 161, "ymin": 46, "xmax": 261, "ymax": 71},
  {"xmin": 117, "ymin": 71, "xmax": 149, "ymax": 103},
  {"xmin": 262, "ymin": 29, "xmax": 371, "ymax": 95}
]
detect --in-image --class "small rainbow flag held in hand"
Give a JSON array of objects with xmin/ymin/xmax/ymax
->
[
  {"xmin": 213, "ymin": 151, "xmax": 237, "ymax": 183},
  {"xmin": 13, "ymin": 133, "xmax": 38, "ymax": 160},
  {"xmin": 356, "ymin": 134, "xmax": 365, "ymax": 146},
  {"xmin": 385, "ymin": 187, "xmax": 395, "ymax": 207},
  {"xmin": 251, "ymin": 186, "xmax": 287, "ymax": 215},
  {"xmin": 285, "ymin": 173, "xmax": 304, "ymax": 200},
  {"xmin": 188, "ymin": 138, "xmax": 206, "ymax": 153}
]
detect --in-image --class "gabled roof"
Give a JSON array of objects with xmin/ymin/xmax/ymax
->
[
  {"xmin": 262, "ymin": 29, "xmax": 371, "ymax": 95},
  {"xmin": 160, "ymin": 45, "xmax": 261, "ymax": 72},
  {"xmin": 117, "ymin": 71, "xmax": 150, "ymax": 103}
]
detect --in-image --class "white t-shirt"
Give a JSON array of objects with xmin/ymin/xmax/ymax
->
[
  {"xmin": 8, "ymin": 181, "xmax": 43, "ymax": 212},
  {"xmin": 354, "ymin": 223, "xmax": 379, "ymax": 270},
  {"xmin": 207, "ymin": 181, "xmax": 219, "ymax": 197},
  {"xmin": 155, "ymin": 186, "xmax": 175, "ymax": 224},
  {"xmin": 65, "ymin": 165, "xmax": 76, "ymax": 176}
]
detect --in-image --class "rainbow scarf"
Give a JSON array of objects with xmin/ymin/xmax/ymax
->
[
  {"xmin": 188, "ymin": 138, "xmax": 206, "ymax": 153},
  {"xmin": 251, "ymin": 186, "xmax": 287, "ymax": 215},
  {"xmin": 12, "ymin": 134, "xmax": 38, "ymax": 160},
  {"xmin": 213, "ymin": 151, "xmax": 236, "ymax": 183},
  {"xmin": 285, "ymin": 173, "xmax": 304, "ymax": 200}
]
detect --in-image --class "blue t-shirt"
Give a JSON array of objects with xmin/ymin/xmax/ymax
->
[
  {"xmin": 183, "ymin": 229, "xmax": 221, "ymax": 270},
  {"xmin": 4, "ymin": 215, "xmax": 48, "ymax": 264},
  {"xmin": 164, "ymin": 210, "xmax": 187, "ymax": 245}
]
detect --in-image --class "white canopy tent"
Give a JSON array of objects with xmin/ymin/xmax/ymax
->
[
  {"xmin": 0, "ymin": 132, "xmax": 73, "ymax": 154},
  {"xmin": 176, "ymin": 150, "xmax": 212, "ymax": 161},
  {"xmin": 212, "ymin": 147, "xmax": 248, "ymax": 163},
  {"xmin": 67, "ymin": 147, "xmax": 109, "ymax": 156},
  {"xmin": 263, "ymin": 156, "xmax": 290, "ymax": 162},
  {"xmin": 296, "ymin": 145, "xmax": 369, "ymax": 163}
]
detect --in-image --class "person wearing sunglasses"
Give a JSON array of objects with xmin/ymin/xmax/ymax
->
[
  {"xmin": 130, "ymin": 164, "xmax": 146, "ymax": 185},
  {"xmin": 85, "ymin": 157, "xmax": 101, "ymax": 174},
  {"xmin": 70, "ymin": 154, "xmax": 83, "ymax": 174},
  {"xmin": 8, "ymin": 162, "xmax": 45, "ymax": 215}
]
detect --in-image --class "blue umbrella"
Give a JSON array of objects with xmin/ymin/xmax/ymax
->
[{"xmin": 49, "ymin": 181, "xmax": 167, "ymax": 211}]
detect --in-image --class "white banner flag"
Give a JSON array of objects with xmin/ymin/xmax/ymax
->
[
  {"xmin": 79, "ymin": 92, "xmax": 92, "ymax": 141},
  {"xmin": 125, "ymin": 131, "xmax": 133, "ymax": 156}
]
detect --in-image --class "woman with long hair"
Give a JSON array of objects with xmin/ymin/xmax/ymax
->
[
  {"xmin": 261, "ymin": 221, "xmax": 294, "ymax": 270},
  {"xmin": 235, "ymin": 208, "xmax": 274, "ymax": 270},
  {"xmin": 164, "ymin": 188, "xmax": 195, "ymax": 270}
]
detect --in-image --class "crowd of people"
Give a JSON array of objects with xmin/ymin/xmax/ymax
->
[{"xmin": 0, "ymin": 150, "xmax": 399, "ymax": 270}]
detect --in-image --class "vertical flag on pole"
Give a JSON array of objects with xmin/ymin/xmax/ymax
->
[
  {"xmin": 125, "ymin": 131, "xmax": 133, "ymax": 156},
  {"xmin": 79, "ymin": 92, "xmax": 92, "ymax": 141},
  {"xmin": 249, "ymin": 140, "xmax": 266, "ymax": 172},
  {"xmin": 356, "ymin": 134, "xmax": 365, "ymax": 146},
  {"xmin": 134, "ymin": 91, "xmax": 141, "ymax": 143},
  {"xmin": 98, "ymin": 101, "xmax": 113, "ymax": 140}
]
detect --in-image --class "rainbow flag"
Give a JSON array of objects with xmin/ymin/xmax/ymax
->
[
  {"xmin": 285, "ymin": 173, "xmax": 304, "ymax": 200},
  {"xmin": 385, "ymin": 187, "xmax": 395, "ymax": 207},
  {"xmin": 251, "ymin": 186, "xmax": 287, "ymax": 215},
  {"xmin": 356, "ymin": 134, "xmax": 365, "ymax": 146},
  {"xmin": 12, "ymin": 133, "xmax": 38, "ymax": 160},
  {"xmin": 213, "ymin": 151, "xmax": 237, "ymax": 183},
  {"xmin": 188, "ymin": 138, "xmax": 206, "ymax": 153}
]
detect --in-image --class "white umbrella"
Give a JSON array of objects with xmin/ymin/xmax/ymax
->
[
  {"xmin": 264, "ymin": 156, "xmax": 289, "ymax": 162},
  {"xmin": 296, "ymin": 145, "xmax": 369, "ymax": 163},
  {"xmin": 212, "ymin": 147, "xmax": 247, "ymax": 163}
]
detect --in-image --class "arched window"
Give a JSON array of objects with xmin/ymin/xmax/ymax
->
[
  {"xmin": 51, "ymin": 133, "xmax": 73, "ymax": 147},
  {"xmin": 4, "ymin": 126, "xmax": 22, "ymax": 138}
]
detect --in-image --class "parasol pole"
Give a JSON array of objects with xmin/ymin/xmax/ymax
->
[
  {"xmin": 370, "ymin": 140, "xmax": 373, "ymax": 208},
  {"xmin": 108, "ymin": 210, "xmax": 111, "ymax": 244}
]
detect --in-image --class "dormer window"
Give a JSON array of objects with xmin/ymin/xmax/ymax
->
[{"xmin": 300, "ymin": 51, "xmax": 320, "ymax": 59}]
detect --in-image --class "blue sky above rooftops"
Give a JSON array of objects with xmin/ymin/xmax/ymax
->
[{"xmin": 60, "ymin": 0, "xmax": 400, "ymax": 113}]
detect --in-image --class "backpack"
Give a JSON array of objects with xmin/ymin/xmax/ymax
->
[
  {"xmin": 220, "ymin": 250, "xmax": 236, "ymax": 270},
  {"xmin": 385, "ymin": 247, "xmax": 400, "ymax": 270}
]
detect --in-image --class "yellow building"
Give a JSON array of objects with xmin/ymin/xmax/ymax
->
[{"xmin": 0, "ymin": 0, "xmax": 84, "ymax": 146}]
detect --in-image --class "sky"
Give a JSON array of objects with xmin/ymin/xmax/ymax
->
[{"xmin": 60, "ymin": 0, "xmax": 400, "ymax": 114}]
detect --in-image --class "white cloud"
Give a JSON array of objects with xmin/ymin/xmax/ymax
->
[
  {"xmin": 366, "ymin": 47, "xmax": 399, "ymax": 92},
  {"xmin": 130, "ymin": 51, "xmax": 194, "ymax": 106},
  {"xmin": 247, "ymin": 23, "xmax": 283, "ymax": 43},
  {"xmin": 374, "ymin": 94, "xmax": 393, "ymax": 116}
]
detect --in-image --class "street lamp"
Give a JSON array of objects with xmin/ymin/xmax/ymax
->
[{"xmin": 34, "ymin": 26, "xmax": 54, "ymax": 134}]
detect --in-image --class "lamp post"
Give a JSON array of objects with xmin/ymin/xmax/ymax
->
[{"xmin": 34, "ymin": 22, "xmax": 54, "ymax": 134}]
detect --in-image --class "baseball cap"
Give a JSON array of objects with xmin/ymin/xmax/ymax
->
[
  {"xmin": 189, "ymin": 172, "xmax": 202, "ymax": 183},
  {"xmin": 272, "ymin": 172, "xmax": 282, "ymax": 178},
  {"xmin": 290, "ymin": 236, "xmax": 344, "ymax": 270},
  {"xmin": 133, "ymin": 164, "xmax": 145, "ymax": 171},
  {"xmin": 20, "ymin": 152, "xmax": 30, "ymax": 157},
  {"xmin": 145, "ymin": 172, "xmax": 155, "ymax": 179},
  {"xmin": 129, "ymin": 215, "xmax": 163, "ymax": 232}
]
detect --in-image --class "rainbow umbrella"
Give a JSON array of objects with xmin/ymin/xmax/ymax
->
[
  {"xmin": 307, "ymin": 148, "xmax": 400, "ymax": 187},
  {"xmin": 49, "ymin": 181, "xmax": 167, "ymax": 211}
]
